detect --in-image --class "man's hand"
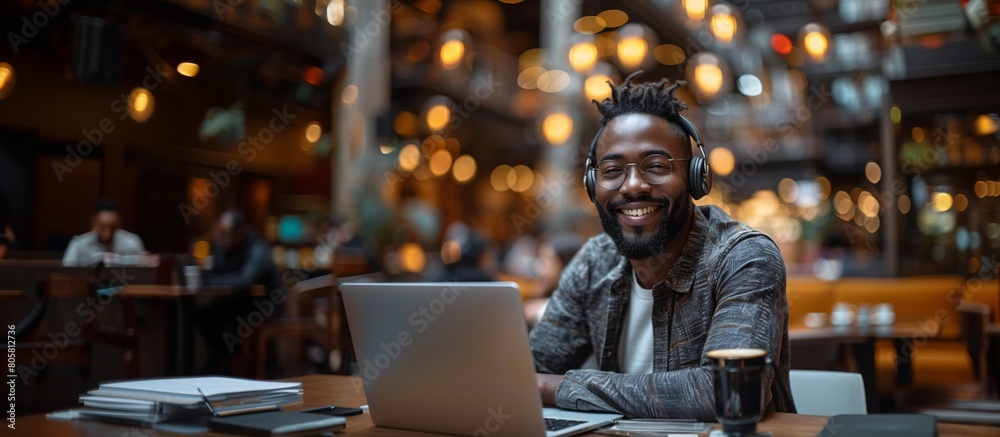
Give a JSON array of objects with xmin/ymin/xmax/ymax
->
[{"xmin": 536, "ymin": 373, "xmax": 565, "ymax": 406}]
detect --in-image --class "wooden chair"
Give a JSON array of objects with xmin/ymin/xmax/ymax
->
[
  {"xmin": 243, "ymin": 274, "xmax": 341, "ymax": 379},
  {"xmin": 15, "ymin": 273, "xmax": 141, "ymax": 382}
]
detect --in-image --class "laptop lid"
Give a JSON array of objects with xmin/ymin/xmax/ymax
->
[{"xmin": 342, "ymin": 282, "xmax": 550, "ymax": 437}]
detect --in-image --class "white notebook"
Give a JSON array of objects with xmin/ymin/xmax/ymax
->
[{"xmin": 89, "ymin": 376, "xmax": 302, "ymax": 404}]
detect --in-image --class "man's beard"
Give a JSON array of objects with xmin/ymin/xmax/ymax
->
[{"xmin": 597, "ymin": 196, "xmax": 690, "ymax": 260}]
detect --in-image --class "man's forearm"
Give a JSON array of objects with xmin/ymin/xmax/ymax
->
[{"xmin": 536, "ymin": 373, "xmax": 564, "ymax": 406}]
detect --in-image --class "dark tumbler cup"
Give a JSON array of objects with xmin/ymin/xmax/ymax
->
[{"xmin": 708, "ymin": 348, "xmax": 770, "ymax": 437}]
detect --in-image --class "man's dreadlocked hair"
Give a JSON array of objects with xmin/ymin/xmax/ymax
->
[{"xmin": 590, "ymin": 71, "xmax": 690, "ymax": 161}]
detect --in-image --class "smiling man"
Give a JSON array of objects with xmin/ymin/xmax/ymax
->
[{"xmin": 530, "ymin": 73, "xmax": 796, "ymax": 420}]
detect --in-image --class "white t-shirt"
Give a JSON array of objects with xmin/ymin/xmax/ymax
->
[{"xmin": 618, "ymin": 270, "xmax": 654, "ymax": 374}]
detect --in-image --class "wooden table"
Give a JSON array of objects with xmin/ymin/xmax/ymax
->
[
  {"xmin": 120, "ymin": 284, "xmax": 268, "ymax": 375},
  {"xmin": 789, "ymin": 322, "xmax": 940, "ymax": 412},
  {"xmin": 15, "ymin": 374, "xmax": 1000, "ymax": 436}
]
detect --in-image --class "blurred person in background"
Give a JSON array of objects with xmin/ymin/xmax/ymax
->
[
  {"xmin": 523, "ymin": 232, "xmax": 584, "ymax": 327},
  {"xmin": 196, "ymin": 209, "xmax": 283, "ymax": 372},
  {"xmin": 203, "ymin": 209, "xmax": 282, "ymax": 293},
  {"xmin": 427, "ymin": 223, "xmax": 495, "ymax": 282},
  {"xmin": 62, "ymin": 199, "xmax": 150, "ymax": 267}
]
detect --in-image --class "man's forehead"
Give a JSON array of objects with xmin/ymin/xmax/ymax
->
[{"xmin": 597, "ymin": 113, "xmax": 686, "ymax": 156}]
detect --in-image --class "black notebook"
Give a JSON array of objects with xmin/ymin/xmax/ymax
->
[
  {"xmin": 818, "ymin": 414, "xmax": 937, "ymax": 437},
  {"xmin": 208, "ymin": 411, "xmax": 346, "ymax": 437}
]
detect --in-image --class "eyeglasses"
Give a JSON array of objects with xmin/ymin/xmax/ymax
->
[{"xmin": 596, "ymin": 155, "xmax": 690, "ymax": 191}]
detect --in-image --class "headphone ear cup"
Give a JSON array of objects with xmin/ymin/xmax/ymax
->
[
  {"xmin": 688, "ymin": 156, "xmax": 710, "ymax": 200},
  {"xmin": 584, "ymin": 168, "xmax": 597, "ymax": 203}
]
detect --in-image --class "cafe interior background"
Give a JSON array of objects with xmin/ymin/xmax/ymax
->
[{"xmin": 1, "ymin": 0, "xmax": 999, "ymax": 421}]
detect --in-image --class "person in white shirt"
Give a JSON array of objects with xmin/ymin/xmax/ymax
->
[{"xmin": 62, "ymin": 199, "xmax": 149, "ymax": 267}]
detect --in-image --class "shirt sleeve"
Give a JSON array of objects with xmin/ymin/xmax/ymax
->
[
  {"xmin": 530, "ymin": 241, "xmax": 596, "ymax": 374},
  {"xmin": 62, "ymin": 237, "xmax": 94, "ymax": 267},
  {"xmin": 552, "ymin": 234, "xmax": 788, "ymax": 421}
]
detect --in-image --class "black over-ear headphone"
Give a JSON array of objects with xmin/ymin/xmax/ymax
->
[{"xmin": 583, "ymin": 115, "xmax": 711, "ymax": 203}]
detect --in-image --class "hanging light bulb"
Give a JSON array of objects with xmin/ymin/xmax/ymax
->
[
  {"xmin": 568, "ymin": 36, "xmax": 599, "ymax": 74},
  {"xmin": 0, "ymin": 62, "xmax": 14, "ymax": 99},
  {"xmin": 542, "ymin": 112, "xmax": 573, "ymax": 146},
  {"xmin": 800, "ymin": 23, "xmax": 830, "ymax": 62},
  {"xmin": 585, "ymin": 63, "xmax": 616, "ymax": 102},
  {"xmin": 686, "ymin": 52, "xmax": 729, "ymax": 100},
  {"xmin": 423, "ymin": 95, "xmax": 453, "ymax": 132},
  {"xmin": 682, "ymin": 0, "xmax": 708, "ymax": 22},
  {"xmin": 439, "ymin": 29, "xmax": 470, "ymax": 71},
  {"xmin": 709, "ymin": 3, "xmax": 739, "ymax": 45},
  {"xmin": 616, "ymin": 24, "xmax": 656, "ymax": 71}
]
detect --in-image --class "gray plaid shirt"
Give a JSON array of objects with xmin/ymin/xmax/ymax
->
[{"xmin": 530, "ymin": 205, "xmax": 796, "ymax": 420}]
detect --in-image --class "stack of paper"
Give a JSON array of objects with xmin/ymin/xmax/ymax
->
[{"xmin": 49, "ymin": 376, "xmax": 303, "ymax": 424}]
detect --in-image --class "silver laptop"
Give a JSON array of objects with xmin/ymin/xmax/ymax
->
[{"xmin": 341, "ymin": 282, "xmax": 622, "ymax": 437}]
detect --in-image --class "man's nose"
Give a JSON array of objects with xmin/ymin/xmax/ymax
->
[{"xmin": 619, "ymin": 164, "xmax": 650, "ymax": 197}]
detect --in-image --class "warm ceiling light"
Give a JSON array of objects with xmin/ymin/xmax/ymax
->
[
  {"xmin": 585, "ymin": 74, "xmax": 613, "ymax": 102},
  {"xmin": 801, "ymin": 23, "xmax": 829, "ymax": 62},
  {"xmin": 683, "ymin": 0, "xmax": 708, "ymax": 22},
  {"xmin": 598, "ymin": 9, "xmax": 628, "ymax": 28},
  {"xmin": 398, "ymin": 143, "xmax": 422, "ymax": 171},
  {"xmin": 510, "ymin": 165, "xmax": 534, "ymax": 193},
  {"xmin": 0, "ymin": 62, "xmax": 14, "ymax": 99},
  {"xmin": 398, "ymin": 243, "xmax": 426, "ymax": 273},
  {"xmin": 770, "ymin": 34, "xmax": 793, "ymax": 55},
  {"xmin": 394, "ymin": 111, "xmax": 419, "ymax": 137},
  {"xmin": 573, "ymin": 16, "xmax": 606, "ymax": 34},
  {"xmin": 654, "ymin": 44, "xmax": 685, "ymax": 65},
  {"xmin": 537, "ymin": 69, "xmax": 571, "ymax": 93},
  {"xmin": 176, "ymin": 62, "xmax": 199, "ymax": 77},
  {"xmin": 898, "ymin": 195, "xmax": 911, "ymax": 214},
  {"xmin": 865, "ymin": 162, "xmax": 881, "ymax": 183},
  {"xmin": 568, "ymin": 41, "xmax": 598, "ymax": 74},
  {"xmin": 617, "ymin": 32, "xmax": 648, "ymax": 70},
  {"xmin": 440, "ymin": 39, "xmax": 464, "ymax": 70},
  {"xmin": 428, "ymin": 150, "xmax": 453, "ymax": 176},
  {"xmin": 128, "ymin": 87, "xmax": 154, "ymax": 122},
  {"xmin": 688, "ymin": 53, "xmax": 726, "ymax": 98},
  {"xmin": 974, "ymin": 181, "xmax": 988, "ymax": 198},
  {"xmin": 709, "ymin": 4, "xmax": 738, "ymax": 45},
  {"xmin": 542, "ymin": 112, "xmax": 573, "ymax": 146},
  {"xmin": 452, "ymin": 155, "xmax": 477, "ymax": 183},
  {"xmin": 426, "ymin": 104, "xmax": 451, "ymax": 131},
  {"xmin": 778, "ymin": 178, "xmax": 799, "ymax": 203},
  {"xmin": 491, "ymin": 165, "xmax": 512, "ymax": 192},
  {"xmin": 517, "ymin": 66, "xmax": 547, "ymax": 90},
  {"xmin": 342, "ymin": 85, "xmax": 358, "ymax": 104},
  {"xmin": 932, "ymin": 192, "xmax": 953, "ymax": 212},
  {"xmin": 709, "ymin": 147, "xmax": 735, "ymax": 176},
  {"xmin": 327, "ymin": 0, "xmax": 345, "ymax": 26},
  {"xmin": 305, "ymin": 122, "xmax": 322, "ymax": 143},
  {"xmin": 518, "ymin": 48, "xmax": 547, "ymax": 68},
  {"xmin": 975, "ymin": 114, "xmax": 999, "ymax": 135},
  {"xmin": 955, "ymin": 194, "xmax": 968, "ymax": 212}
]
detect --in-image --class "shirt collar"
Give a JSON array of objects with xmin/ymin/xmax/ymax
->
[{"xmin": 659, "ymin": 205, "xmax": 707, "ymax": 294}]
